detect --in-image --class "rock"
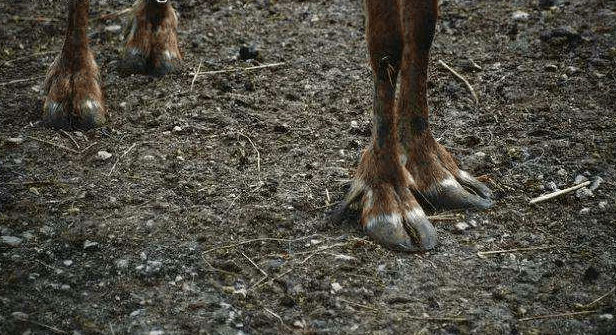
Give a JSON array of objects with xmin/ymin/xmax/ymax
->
[
  {"xmin": 598, "ymin": 201, "xmax": 608, "ymax": 210},
  {"xmin": 454, "ymin": 222, "xmax": 470, "ymax": 232},
  {"xmin": 512, "ymin": 11, "xmax": 530, "ymax": 21},
  {"xmin": 116, "ymin": 259, "xmax": 130, "ymax": 269},
  {"xmin": 7, "ymin": 137, "xmax": 23, "ymax": 144},
  {"xmin": 565, "ymin": 66, "xmax": 580, "ymax": 75},
  {"xmin": 575, "ymin": 187, "xmax": 593, "ymax": 199},
  {"xmin": 544, "ymin": 64, "xmax": 558, "ymax": 72},
  {"xmin": 575, "ymin": 175, "xmax": 588, "ymax": 184},
  {"xmin": 546, "ymin": 181, "xmax": 559, "ymax": 191},
  {"xmin": 172, "ymin": 126, "xmax": 183, "ymax": 133},
  {"xmin": 149, "ymin": 330, "xmax": 165, "ymax": 335},
  {"xmin": 63, "ymin": 260, "xmax": 73, "ymax": 267},
  {"xmin": 599, "ymin": 314, "xmax": 614, "ymax": 321},
  {"xmin": 104, "ymin": 25, "xmax": 122, "ymax": 33},
  {"xmin": 83, "ymin": 240, "xmax": 99, "ymax": 250},
  {"xmin": 331, "ymin": 282, "xmax": 343, "ymax": 293},
  {"xmin": 578, "ymin": 207, "xmax": 590, "ymax": 215},
  {"xmin": 1, "ymin": 235, "xmax": 22, "ymax": 247},
  {"xmin": 11, "ymin": 311, "xmax": 28, "ymax": 321},
  {"xmin": 589, "ymin": 177, "xmax": 603, "ymax": 191},
  {"xmin": 239, "ymin": 45, "xmax": 259, "ymax": 60},
  {"xmin": 96, "ymin": 151, "xmax": 112, "ymax": 161},
  {"xmin": 144, "ymin": 260, "xmax": 163, "ymax": 275}
]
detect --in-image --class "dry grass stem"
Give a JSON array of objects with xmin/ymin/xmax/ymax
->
[
  {"xmin": 0, "ymin": 75, "xmax": 45, "ymax": 86},
  {"xmin": 438, "ymin": 59, "xmax": 479, "ymax": 105},
  {"xmin": 108, "ymin": 142, "xmax": 138, "ymax": 176},
  {"xmin": 529, "ymin": 181, "xmax": 591, "ymax": 204},
  {"xmin": 27, "ymin": 136, "xmax": 79, "ymax": 154},
  {"xmin": 518, "ymin": 310, "xmax": 598, "ymax": 321},
  {"xmin": 477, "ymin": 245, "xmax": 554, "ymax": 257},
  {"xmin": 190, "ymin": 62, "xmax": 286, "ymax": 76}
]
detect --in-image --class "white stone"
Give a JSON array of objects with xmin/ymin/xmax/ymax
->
[
  {"xmin": 96, "ymin": 151, "xmax": 112, "ymax": 160},
  {"xmin": 331, "ymin": 282, "xmax": 343, "ymax": 293},
  {"xmin": 63, "ymin": 260, "xmax": 73, "ymax": 267},
  {"xmin": 512, "ymin": 11, "xmax": 530, "ymax": 21},
  {"xmin": 1, "ymin": 236, "xmax": 22, "ymax": 247},
  {"xmin": 579, "ymin": 207, "xmax": 590, "ymax": 215},
  {"xmin": 7, "ymin": 137, "xmax": 23, "ymax": 144}
]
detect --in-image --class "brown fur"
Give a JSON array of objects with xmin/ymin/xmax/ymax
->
[{"xmin": 347, "ymin": 0, "xmax": 492, "ymax": 251}]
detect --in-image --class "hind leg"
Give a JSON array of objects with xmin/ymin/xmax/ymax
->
[
  {"xmin": 43, "ymin": 0, "xmax": 106, "ymax": 130},
  {"xmin": 122, "ymin": 0, "xmax": 181, "ymax": 76},
  {"xmin": 346, "ymin": 0, "xmax": 436, "ymax": 252},
  {"xmin": 397, "ymin": 0, "xmax": 492, "ymax": 211}
]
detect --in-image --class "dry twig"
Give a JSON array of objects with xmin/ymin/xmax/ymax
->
[
  {"xmin": 203, "ymin": 235, "xmax": 319, "ymax": 254},
  {"xmin": 190, "ymin": 60, "xmax": 202, "ymax": 91},
  {"xmin": 108, "ymin": 142, "xmax": 138, "ymax": 176},
  {"xmin": 438, "ymin": 59, "xmax": 479, "ymax": 105},
  {"xmin": 27, "ymin": 136, "xmax": 79, "ymax": 154},
  {"xmin": 529, "ymin": 181, "xmax": 591, "ymax": 204},
  {"xmin": 518, "ymin": 310, "xmax": 598, "ymax": 322},
  {"xmin": 477, "ymin": 245, "xmax": 554, "ymax": 257},
  {"xmin": 0, "ymin": 75, "xmax": 46, "ymax": 86},
  {"xmin": 239, "ymin": 133, "xmax": 261, "ymax": 182},
  {"xmin": 189, "ymin": 62, "xmax": 286, "ymax": 77},
  {"xmin": 2, "ymin": 50, "xmax": 57, "ymax": 67},
  {"xmin": 60, "ymin": 130, "xmax": 80, "ymax": 150},
  {"xmin": 241, "ymin": 252, "xmax": 269, "ymax": 290},
  {"xmin": 97, "ymin": 7, "xmax": 131, "ymax": 21},
  {"xmin": 576, "ymin": 286, "xmax": 616, "ymax": 310}
]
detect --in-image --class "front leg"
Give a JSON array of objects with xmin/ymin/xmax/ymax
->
[
  {"xmin": 121, "ymin": 0, "xmax": 181, "ymax": 76},
  {"xmin": 43, "ymin": 0, "xmax": 106, "ymax": 129},
  {"xmin": 346, "ymin": 0, "xmax": 437, "ymax": 251}
]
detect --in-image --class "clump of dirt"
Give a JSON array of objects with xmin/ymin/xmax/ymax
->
[{"xmin": 1, "ymin": 0, "xmax": 615, "ymax": 334}]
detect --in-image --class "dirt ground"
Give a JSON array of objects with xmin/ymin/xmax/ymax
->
[{"xmin": 1, "ymin": 0, "xmax": 615, "ymax": 334}]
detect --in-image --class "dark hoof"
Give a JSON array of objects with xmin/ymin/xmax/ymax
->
[{"xmin": 42, "ymin": 97, "xmax": 106, "ymax": 130}]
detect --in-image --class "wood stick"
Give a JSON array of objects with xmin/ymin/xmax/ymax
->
[
  {"xmin": 26, "ymin": 136, "xmax": 79, "ymax": 154},
  {"xmin": 108, "ymin": 142, "xmax": 138, "ymax": 176},
  {"xmin": 189, "ymin": 62, "xmax": 285, "ymax": 76},
  {"xmin": 190, "ymin": 60, "xmax": 202, "ymax": 91},
  {"xmin": 203, "ymin": 235, "xmax": 318, "ymax": 254},
  {"xmin": 477, "ymin": 245, "xmax": 554, "ymax": 257},
  {"xmin": 529, "ymin": 181, "xmax": 591, "ymax": 204},
  {"xmin": 438, "ymin": 59, "xmax": 479, "ymax": 105},
  {"xmin": 2, "ymin": 50, "xmax": 57, "ymax": 67},
  {"xmin": 576, "ymin": 286, "xmax": 616, "ymax": 310},
  {"xmin": 0, "ymin": 75, "xmax": 46, "ymax": 86},
  {"xmin": 518, "ymin": 310, "xmax": 597, "ymax": 322},
  {"xmin": 97, "ymin": 7, "xmax": 131, "ymax": 21}
]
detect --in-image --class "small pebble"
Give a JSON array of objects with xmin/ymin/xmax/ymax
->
[
  {"xmin": 63, "ymin": 260, "xmax": 73, "ymax": 267},
  {"xmin": 512, "ymin": 10, "xmax": 530, "ymax": 21},
  {"xmin": 331, "ymin": 282, "xmax": 343, "ymax": 293},
  {"xmin": 589, "ymin": 177, "xmax": 603, "ymax": 191},
  {"xmin": 454, "ymin": 222, "xmax": 470, "ymax": 232},
  {"xmin": 598, "ymin": 201, "xmax": 608, "ymax": 210},
  {"xmin": 574, "ymin": 175, "xmax": 588, "ymax": 184},
  {"xmin": 1, "ymin": 235, "xmax": 22, "ymax": 247},
  {"xmin": 579, "ymin": 207, "xmax": 590, "ymax": 215},
  {"xmin": 11, "ymin": 311, "xmax": 28, "ymax": 321},
  {"xmin": 104, "ymin": 25, "xmax": 122, "ymax": 33},
  {"xmin": 83, "ymin": 240, "xmax": 99, "ymax": 250},
  {"xmin": 96, "ymin": 151, "xmax": 112, "ymax": 161},
  {"xmin": 599, "ymin": 313, "xmax": 614, "ymax": 321},
  {"xmin": 544, "ymin": 64, "xmax": 558, "ymax": 72},
  {"xmin": 172, "ymin": 126, "xmax": 183, "ymax": 132},
  {"xmin": 7, "ymin": 137, "xmax": 23, "ymax": 144}
]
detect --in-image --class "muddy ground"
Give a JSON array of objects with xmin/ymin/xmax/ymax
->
[{"xmin": 1, "ymin": 0, "xmax": 615, "ymax": 334}]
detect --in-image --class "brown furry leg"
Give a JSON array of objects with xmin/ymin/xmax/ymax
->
[
  {"xmin": 43, "ymin": 0, "xmax": 106, "ymax": 130},
  {"xmin": 121, "ymin": 0, "xmax": 181, "ymax": 76}
]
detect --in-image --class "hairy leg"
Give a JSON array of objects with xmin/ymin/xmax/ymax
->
[
  {"xmin": 43, "ymin": 0, "xmax": 106, "ymax": 129},
  {"xmin": 345, "ymin": 0, "xmax": 436, "ymax": 251},
  {"xmin": 397, "ymin": 0, "xmax": 492, "ymax": 211},
  {"xmin": 121, "ymin": 0, "xmax": 181, "ymax": 76}
]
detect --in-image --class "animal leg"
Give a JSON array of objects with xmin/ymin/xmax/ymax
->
[
  {"xmin": 122, "ymin": 0, "xmax": 181, "ymax": 76},
  {"xmin": 346, "ymin": 0, "xmax": 436, "ymax": 251},
  {"xmin": 397, "ymin": 0, "xmax": 492, "ymax": 211},
  {"xmin": 43, "ymin": 0, "xmax": 106, "ymax": 129}
]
